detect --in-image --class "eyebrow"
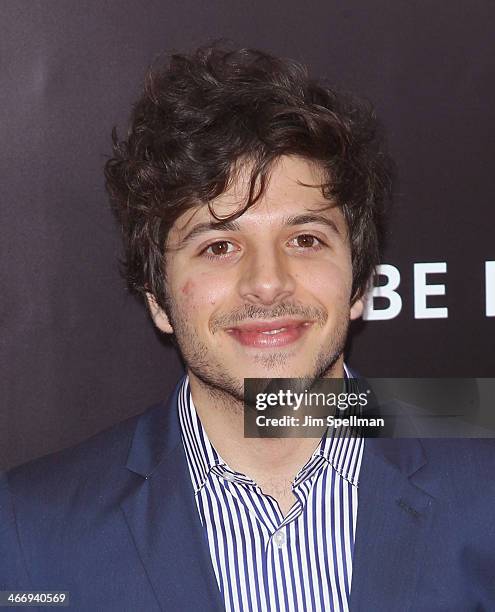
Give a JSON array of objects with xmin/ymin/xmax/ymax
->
[{"xmin": 176, "ymin": 212, "xmax": 342, "ymax": 248}]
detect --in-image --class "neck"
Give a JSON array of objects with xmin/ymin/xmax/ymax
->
[{"xmin": 187, "ymin": 358, "xmax": 345, "ymax": 484}]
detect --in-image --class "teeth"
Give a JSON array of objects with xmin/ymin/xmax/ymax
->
[{"xmin": 260, "ymin": 327, "xmax": 287, "ymax": 335}]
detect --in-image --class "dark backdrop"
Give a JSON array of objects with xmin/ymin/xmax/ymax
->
[{"xmin": 2, "ymin": 1, "xmax": 494, "ymax": 469}]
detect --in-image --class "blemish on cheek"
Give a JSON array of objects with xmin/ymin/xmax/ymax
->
[{"xmin": 181, "ymin": 279, "xmax": 194, "ymax": 295}]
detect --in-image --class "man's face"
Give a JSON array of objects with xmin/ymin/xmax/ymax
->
[{"xmin": 148, "ymin": 156, "xmax": 363, "ymax": 401}]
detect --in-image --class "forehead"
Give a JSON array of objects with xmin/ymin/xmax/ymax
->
[{"xmin": 170, "ymin": 155, "xmax": 344, "ymax": 237}]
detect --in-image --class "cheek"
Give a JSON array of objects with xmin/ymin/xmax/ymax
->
[
  {"xmin": 178, "ymin": 274, "xmax": 227, "ymax": 311},
  {"xmin": 301, "ymin": 261, "xmax": 353, "ymax": 303},
  {"xmin": 180, "ymin": 279, "xmax": 195, "ymax": 296},
  {"xmin": 176, "ymin": 279, "xmax": 201, "ymax": 314}
]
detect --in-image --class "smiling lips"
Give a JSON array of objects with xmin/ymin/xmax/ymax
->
[{"xmin": 225, "ymin": 319, "xmax": 313, "ymax": 348}]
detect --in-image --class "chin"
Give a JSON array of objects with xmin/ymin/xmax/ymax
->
[{"xmin": 235, "ymin": 362, "xmax": 310, "ymax": 380}]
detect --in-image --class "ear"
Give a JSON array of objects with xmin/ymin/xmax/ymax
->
[
  {"xmin": 145, "ymin": 292, "xmax": 174, "ymax": 334},
  {"xmin": 350, "ymin": 296, "xmax": 364, "ymax": 321}
]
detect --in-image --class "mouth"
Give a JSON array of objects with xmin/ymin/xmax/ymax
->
[{"xmin": 225, "ymin": 319, "xmax": 314, "ymax": 348}]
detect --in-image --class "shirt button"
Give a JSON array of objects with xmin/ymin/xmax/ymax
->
[
  {"xmin": 223, "ymin": 472, "xmax": 236, "ymax": 482},
  {"xmin": 273, "ymin": 530, "xmax": 286, "ymax": 548}
]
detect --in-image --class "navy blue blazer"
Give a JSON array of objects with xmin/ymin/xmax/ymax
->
[{"xmin": 2, "ymin": 377, "xmax": 495, "ymax": 611}]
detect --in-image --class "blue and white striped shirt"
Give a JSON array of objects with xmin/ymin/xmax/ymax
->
[{"xmin": 178, "ymin": 371, "xmax": 364, "ymax": 612}]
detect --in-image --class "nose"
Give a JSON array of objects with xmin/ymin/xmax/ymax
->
[{"xmin": 237, "ymin": 244, "xmax": 297, "ymax": 305}]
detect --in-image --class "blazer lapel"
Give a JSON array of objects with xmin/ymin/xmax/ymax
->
[
  {"xmin": 350, "ymin": 437, "xmax": 435, "ymax": 611},
  {"xmin": 120, "ymin": 378, "xmax": 224, "ymax": 611}
]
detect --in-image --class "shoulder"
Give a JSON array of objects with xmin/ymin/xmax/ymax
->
[
  {"xmin": 2, "ymin": 401, "xmax": 164, "ymax": 504},
  {"xmin": 420, "ymin": 438, "xmax": 495, "ymax": 476},
  {"xmin": 416, "ymin": 439, "xmax": 495, "ymax": 512},
  {"xmin": 0, "ymin": 400, "xmax": 173, "ymax": 591}
]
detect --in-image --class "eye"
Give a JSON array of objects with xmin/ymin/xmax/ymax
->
[
  {"xmin": 201, "ymin": 240, "xmax": 237, "ymax": 259},
  {"xmin": 289, "ymin": 234, "xmax": 325, "ymax": 250}
]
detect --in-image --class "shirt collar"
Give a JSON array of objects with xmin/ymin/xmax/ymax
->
[
  {"xmin": 178, "ymin": 364, "xmax": 363, "ymax": 493},
  {"xmin": 177, "ymin": 377, "xmax": 224, "ymax": 493},
  {"xmin": 315, "ymin": 363, "xmax": 364, "ymax": 481}
]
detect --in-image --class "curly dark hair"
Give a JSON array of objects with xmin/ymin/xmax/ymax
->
[{"xmin": 104, "ymin": 43, "xmax": 394, "ymax": 312}]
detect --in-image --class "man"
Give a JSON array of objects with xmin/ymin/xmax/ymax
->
[{"xmin": 1, "ymin": 44, "xmax": 494, "ymax": 611}]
